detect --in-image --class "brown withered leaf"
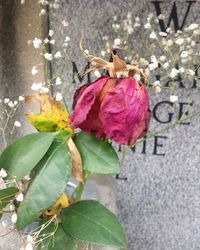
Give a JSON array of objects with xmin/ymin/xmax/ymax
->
[{"xmin": 67, "ymin": 138, "xmax": 83, "ymax": 183}]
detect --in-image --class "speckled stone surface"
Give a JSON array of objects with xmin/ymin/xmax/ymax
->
[{"xmin": 50, "ymin": 0, "xmax": 200, "ymax": 249}]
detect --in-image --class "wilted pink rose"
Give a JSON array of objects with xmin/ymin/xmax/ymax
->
[{"xmin": 70, "ymin": 76, "xmax": 151, "ymax": 145}]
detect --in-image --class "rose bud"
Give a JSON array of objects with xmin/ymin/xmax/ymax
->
[{"xmin": 70, "ymin": 43, "xmax": 151, "ymax": 145}]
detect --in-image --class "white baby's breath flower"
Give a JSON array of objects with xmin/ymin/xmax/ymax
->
[
  {"xmin": 159, "ymin": 55, "xmax": 166, "ymax": 62},
  {"xmin": 40, "ymin": 87, "xmax": 49, "ymax": 93},
  {"xmin": 14, "ymin": 121, "xmax": 21, "ymax": 127},
  {"xmin": 4, "ymin": 98, "xmax": 10, "ymax": 104},
  {"xmin": 191, "ymin": 40, "xmax": 196, "ymax": 47},
  {"xmin": 149, "ymin": 31, "xmax": 157, "ymax": 39},
  {"xmin": 149, "ymin": 63, "xmax": 158, "ymax": 71},
  {"xmin": 0, "ymin": 168, "xmax": 7, "ymax": 178},
  {"xmin": 44, "ymin": 38, "xmax": 49, "ymax": 44},
  {"xmin": 11, "ymin": 213, "xmax": 17, "ymax": 224},
  {"xmin": 65, "ymin": 36, "xmax": 70, "ymax": 42},
  {"xmin": 18, "ymin": 96, "xmax": 25, "ymax": 101},
  {"xmin": 170, "ymin": 68, "xmax": 179, "ymax": 78},
  {"xmin": 32, "ymin": 38, "xmax": 42, "ymax": 49},
  {"xmin": 54, "ymin": 51, "xmax": 62, "ymax": 59},
  {"xmin": 180, "ymin": 51, "xmax": 188, "ymax": 58},
  {"xmin": 49, "ymin": 30, "xmax": 54, "ymax": 37},
  {"xmin": 31, "ymin": 66, "xmax": 38, "ymax": 75},
  {"xmin": 159, "ymin": 32, "xmax": 167, "ymax": 37},
  {"xmin": 94, "ymin": 70, "xmax": 101, "ymax": 78},
  {"xmin": 187, "ymin": 23, "xmax": 198, "ymax": 30},
  {"xmin": 50, "ymin": 39, "xmax": 55, "ymax": 45},
  {"xmin": 175, "ymin": 38, "xmax": 184, "ymax": 45},
  {"xmin": 166, "ymin": 27, "xmax": 172, "ymax": 33},
  {"xmin": 25, "ymin": 243, "xmax": 33, "ymax": 250},
  {"xmin": 163, "ymin": 62, "xmax": 169, "ymax": 69},
  {"xmin": 8, "ymin": 101, "xmax": 15, "ymax": 108},
  {"xmin": 55, "ymin": 93, "xmax": 63, "ymax": 101},
  {"xmin": 61, "ymin": 20, "xmax": 69, "ymax": 27},
  {"xmin": 16, "ymin": 193, "xmax": 24, "ymax": 202},
  {"xmin": 39, "ymin": 9, "xmax": 46, "ymax": 16},
  {"xmin": 44, "ymin": 53, "xmax": 53, "ymax": 61},
  {"xmin": 55, "ymin": 77, "xmax": 62, "ymax": 85},
  {"xmin": 178, "ymin": 67, "xmax": 185, "ymax": 73},
  {"xmin": 144, "ymin": 23, "xmax": 151, "ymax": 30},
  {"xmin": 114, "ymin": 38, "xmax": 121, "ymax": 46},
  {"xmin": 170, "ymin": 95, "xmax": 178, "ymax": 103},
  {"xmin": 186, "ymin": 69, "xmax": 195, "ymax": 76},
  {"xmin": 31, "ymin": 82, "xmax": 42, "ymax": 91},
  {"xmin": 166, "ymin": 39, "xmax": 173, "ymax": 47},
  {"xmin": 153, "ymin": 81, "xmax": 161, "ymax": 93}
]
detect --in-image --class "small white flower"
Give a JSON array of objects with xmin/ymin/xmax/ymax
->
[
  {"xmin": 170, "ymin": 95, "xmax": 178, "ymax": 103},
  {"xmin": 61, "ymin": 20, "xmax": 69, "ymax": 27},
  {"xmin": 65, "ymin": 36, "xmax": 70, "ymax": 42},
  {"xmin": 163, "ymin": 62, "xmax": 169, "ymax": 69},
  {"xmin": 191, "ymin": 40, "xmax": 196, "ymax": 47},
  {"xmin": 0, "ymin": 168, "xmax": 7, "ymax": 178},
  {"xmin": 55, "ymin": 93, "xmax": 63, "ymax": 101},
  {"xmin": 16, "ymin": 193, "xmax": 24, "ymax": 202},
  {"xmin": 149, "ymin": 63, "xmax": 158, "ymax": 71},
  {"xmin": 166, "ymin": 39, "xmax": 173, "ymax": 47},
  {"xmin": 50, "ymin": 39, "xmax": 55, "ymax": 45},
  {"xmin": 180, "ymin": 51, "xmax": 188, "ymax": 58},
  {"xmin": 40, "ymin": 87, "xmax": 49, "ymax": 93},
  {"xmin": 25, "ymin": 243, "xmax": 33, "ymax": 250},
  {"xmin": 4, "ymin": 98, "xmax": 10, "ymax": 104},
  {"xmin": 14, "ymin": 121, "xmax": 21, "ymax": 127},
  {"xmin": 49, "ymin": 30, "xmax": 54, "ymax": 37},
  {"xmin": 178, "ymin": 67, "xmax": 185, "ymax": 73},
  {"xmin": 187, "ymin": 23, "xmax": 198, "ymax": 30},
  {"xmin": 159, "ymin": 55, "xmax": 166, "ymax": 62},
  {"xmin": 153, "ymin": 81, "xmax": 161, "ymax": 93},
  {"xmin": 8, "ymin": 101, "xmax": 15, "ymax": 108},
  {"xmin": 166, "ymin": 27, "xmax": 172, "ymax": 33},
  {"xmin": 135, "ymin": 17, "xmax": 140, "ymax": 22},
  {"xmin": 39, "ymin": 9, "xmax": 46, "ymax": 16},
  {"xmin": 31, "ymin": 66, "xmax": 38, "ymax": 75},
  {"xmin": 144, "ymin": 23, "xmax": 151, "ymax": 30},
  {"xmin": 18, "ymin": 96, "xmax": 25, "ymax": 101},
  {"xmin": 44, "ymin": 38, "xmax": 49, "ymax": 44},
  {"xmin": 31, "ymin": 82, "xmax": 42, "ymax": 91},
  {"xmin": 44, "ymin": 53, "xmax": 53, "ymax": 61},
  {"xmin": 153, "ymin": 80, "xmax": 160, "ymax": 87},
  {"xmin": 32, "ymin": 38, "xmax": 42, "ymax": 49},
  {"xmin": 54, "ymin": 51, "xmax": 62, "ymax": 59},
  {"xmin": 101, "ymin": 50, "xmax": 106, "ymax": 57},
  {"xmin": 149, "ymin": 31, "xmax": 157, "ymax": 39},
  {"xmin": 11, "ymin": 213, "xmax": 17, "ymax": 224},
  {"xmin": 94, "ymin": 70, "xmax": 101, "ymax": 78},
  {"xmin": 175, "ymin": 38, "xmax": 184, "ymax": 45},
  {"xmin": 170, "ymin": 68, "xmax": 179, "ymax": 78},
  {"xmin": 186, "ymin": 69, "xmax": 195, "ymax": 76},
  {"xmin": 159, "ymin": 32, "xmax": 167, "ymax": 37},
  {"xmin": 55, "ymin": 77, "xmax": 62, "ymax": 85},
  {"xmin": 114, "ymin": 38, "xmax": 121, "ymax": 46}
]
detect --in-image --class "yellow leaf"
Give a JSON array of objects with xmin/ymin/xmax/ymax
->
[
  {"xmin": 44, "ymin": 193, "xmax": 69, "ymax": 216},
  {"xmin": 67, "ymin": 138, "xmax": 83, "ymax": 183},
  {"xmin": 25, "ymin": 94, "xmax": 73, "ymax": 134}
]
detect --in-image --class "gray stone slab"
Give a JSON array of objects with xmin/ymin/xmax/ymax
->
[{"xmin": 49, "ymin": 0, "xmax": 200, "ymax": 249}]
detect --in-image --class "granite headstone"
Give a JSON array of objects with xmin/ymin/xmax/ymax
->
[{"xmin": 50, "ymin": 1, "xmax": 200, "ymax": 249}]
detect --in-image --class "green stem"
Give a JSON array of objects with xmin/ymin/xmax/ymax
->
[{"xmin": 76, "ymin": 182, "xmax": 84, "ymax": 201}]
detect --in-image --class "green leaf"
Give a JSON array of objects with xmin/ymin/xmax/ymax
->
[
  {"xmin": 61, "ymin": 200, "xmax": 127, "ymax": 248},
  {"xmin": 36, "ymin": 222, "xmax": 78, "ymax": 250},
  {"xmin": 0, "ymin": 132, "xmax": 58, "ymax": 181},
  {"xmin": 16, "ymin": 141, "xmax": 72, "ymax": 230},
  {"xmin": 0, "ymin": 187, "xmax": 19, "ymax": 210},
  {"xmin": 74, "ymin": 132, "xmax": 119, "ymax": 175}
]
